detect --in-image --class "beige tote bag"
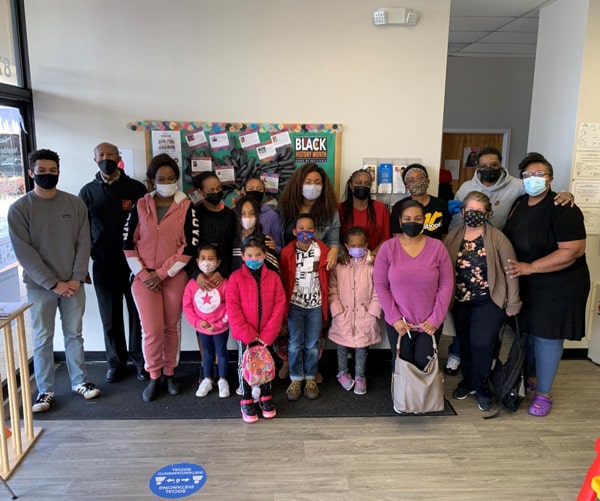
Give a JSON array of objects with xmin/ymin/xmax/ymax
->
[{"xmin": 391, "ymin": 331, "xmax": 445, "ymax": 414}]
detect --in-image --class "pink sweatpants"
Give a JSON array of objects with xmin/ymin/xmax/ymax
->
[{"xmin": 132, "ymin": 272, "xmax": 188, "ymax": 380}]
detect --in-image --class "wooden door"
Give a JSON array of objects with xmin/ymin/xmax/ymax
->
[{"xmin": 440, "ymin": 132, "xmax": 505, "ymax": 193}]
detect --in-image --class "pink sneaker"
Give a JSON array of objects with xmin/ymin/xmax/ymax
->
[
  {"xmin": 336, "ymin": 371, "xmax": 355, "ymax": 391},
  {"xmin": 354, "ymin": 376, "xmax": 367, "ymax": 395}
]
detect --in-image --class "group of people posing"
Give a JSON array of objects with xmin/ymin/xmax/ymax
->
[{"xmin": 8, "ymin": 144, "xmax": 589, "ymax": 422}]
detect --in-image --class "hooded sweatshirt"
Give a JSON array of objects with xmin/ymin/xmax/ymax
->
[{"xmin": 450, "ymin": 169, "xmax": 524, "ymax": 230}]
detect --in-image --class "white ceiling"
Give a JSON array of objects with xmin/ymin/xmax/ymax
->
[{"xmin": 448, "ymin": 0, "xmax": 556, "ymax": 57}]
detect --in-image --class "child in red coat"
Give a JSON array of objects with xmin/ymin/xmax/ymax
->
[{"xmin": 226, "ymin": 236, "xmax": 286, "ymax": 423}]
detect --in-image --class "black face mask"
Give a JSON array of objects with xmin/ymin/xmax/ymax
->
[
  {"xmin": 34, "ymin": 173, "xmax": 59, "ymax": 190},
  {"xmin": 353, "ymin": 186, "xmax": 371, "ymax": 200},
  {"xmin": 98, "ymin": 159, "xmax": 118, "ymax": 176},
  {"xmin": 478, "ymin": 167, "xmax": 502, "ymax": 184},
  {"xmin": 245, "ymin": 190, "xmax": 264, "ymax": 203},
  {"xmin": 401, "ymin": 222, "xmax": 424, "ymax": 237},
  {"xmin": 204, "ymin": 191, "xmax": 224, "ymax": 205}
]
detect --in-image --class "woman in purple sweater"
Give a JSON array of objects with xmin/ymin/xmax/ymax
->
[{"xmin": 374, "ymin": 199, "xmax": 454, "ymax": 374}]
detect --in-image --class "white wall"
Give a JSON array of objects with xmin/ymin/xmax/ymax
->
[
  {"xmin": 528, "ymin": 0, "xmax": 588, "ymax": 190},
  {"xmin": 443, "ymin": 57, "xmax": 535, "ymax": 175},
  {"xmin": 23, "ymin": 0, "xmax": 451, "ymax": 351}
]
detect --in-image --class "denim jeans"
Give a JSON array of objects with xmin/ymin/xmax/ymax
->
[
  {"xmin": 28, "ymin": 286, "xmax": 89, "ymax": 394},
  {"xmin": 523, "ymin": 332, "xmax": 563, "ymax": 395},
  {"xmin": 337, "ymin": 346, "xmax": 368, "ymax": 378},
  {"xmin": 287, "ymin": 304, "xmax": 322, "ymax": 381},
  {"xmin": 448, "ymin": 336, "xmax": 461, "ymax": 358},
  {"xmin": 197, "ymin": 330, "xmax": 229, "ymax": 380}
]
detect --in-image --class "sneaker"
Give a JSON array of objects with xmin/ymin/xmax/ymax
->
[
  {"xmin": 354, "ymin": 376, "xmax": 367, "ymax": 395},
  {"xmin": 240, "ymin": 399, "xmax": 258, "ymax": 423},
  {"xmin": 32, "ymin": 392, "xmax": 54, "ymax": 413},
  {"xmin": 195, "ymin": 378, "xmax": 213, "ymax": 397},
  {"xmin": 304, "ymin": 379, "xmax": 319, "ymax": 400},
  {"xmin": 477, "ymin": 395, "xmax": 493, "ymax": 412},
  {"xmin": 235, "ymin": 386, "xmax": 243, "ymax": 396},
  {"xmin": 452, "ymin": 386, "xmax": 476, "ymax": 400},
  {"xmin": 444, "ymin": 355, "xmax": 460, "ymax": 376},
  {"xmin": 72, "ymin": 382, "xmax": 101, "ymax": 400},
  {"xmin": 252, "ymin": 385, "xmax": 261, "ymax": 402},
  {"xmin": 286, "ymin": 380, "xmax": 303, "ymax": 401},
  {"xmin": 218, "ymin": 379, "xmax": 230, "ymax": 398},
  {"xmin": 336, "ymin": 371, "xmax": 355, "ymax": 391},
  {"xmin": 259, "ymin": 396, "xmax": 277, "ymax": 419}
]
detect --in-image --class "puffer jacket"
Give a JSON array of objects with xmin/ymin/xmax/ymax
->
[
  {"xmin": 328, "ymin": 255, "xmax": 382, "ymax": 348},
  {"xmin": 226, "ymin": 264, "xmax": 286, "ymax": 345}
]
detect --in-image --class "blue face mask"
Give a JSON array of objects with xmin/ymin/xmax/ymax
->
[
  {"xmin": 296, "ymin": 230, "xmax": 314, "ymax": 244},
  {"xmin": 347, "ymin": 247, "xmax": 366, "ymax": 259},
  {"xmin": 523, "ymin": 177, "xmax": 547, "ymax": 197},
  {"xmin": 245, "ymin": 258, "xmax": 264, "ymax": 270}
]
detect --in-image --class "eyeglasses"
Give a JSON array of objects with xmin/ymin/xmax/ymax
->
[
  {"xmin": 477, "ymin": 163, "xmax": 500, "ymax": 170},
  {"xmin": 522, "ymin": 171, "xmax": 550, "ymax": 179}
]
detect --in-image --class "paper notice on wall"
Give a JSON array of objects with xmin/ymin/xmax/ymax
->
[
  {"xmin": 184, "ymin": 129, "xmax": 208, "ymax": 148},
  {"xmin": 573, "ymin": 180, "xmax": 600, "ymax": 206},
  {"xmin": 151, "ymin": 130, "xmax": 182, "ymax": 167},
  {"xmin": 118, "ymin": 149, "xmax": 134, "ymax": 178},
  {"xmin": 580, "ymin": 207, "xmax": 600, "ymax": 235},
  {"xmin": 577, "ymin": 123, "xmax": 600, "ymax": 150},
  {"xmin": 444, "ymin": 159, "xmax": 460, "ymax": 179},
  {"xmin": 574, "ymin": 151, "xmax": 600, "ymax": 178}
]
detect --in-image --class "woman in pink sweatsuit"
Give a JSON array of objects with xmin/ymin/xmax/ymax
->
[{"xmin": 124, "ymin": 154, "xmax": 199, "ymax": 402}]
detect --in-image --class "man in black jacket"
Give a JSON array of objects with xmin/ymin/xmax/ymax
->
[{"xmin": 79, "ymin": 142, "xmax": 148, "ymax": 383}]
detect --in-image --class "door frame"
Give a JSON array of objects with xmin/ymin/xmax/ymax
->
[{"xmin": 443, "ymin": 128, "xmax": 511, "ymax": 169}]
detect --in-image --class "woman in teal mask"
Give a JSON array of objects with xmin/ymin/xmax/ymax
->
[{"xmin": 503, "ymin": 152, "xmax": 590, "ymax": 417}]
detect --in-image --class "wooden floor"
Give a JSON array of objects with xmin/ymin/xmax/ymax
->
[{"xmin": 4, "ymin": 357, "xmax": 600, "ymax": 500}]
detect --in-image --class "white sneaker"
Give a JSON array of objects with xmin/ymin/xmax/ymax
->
[
  {"xmin": 72, "ymin": 382, "xmax": 101, "ymax": 400},
  {"xmin": 444, "ymin": 355, "xmax": 461, "ymax": 376},
  {"xmin": 235, "ymin": 386, "xmax": 243, "ymax": 396},
  {"xmin": 218, "ymin": 379, "xmax": 230, "ymax": 398},
  {"xmin": 252, "ymin": 385, "xmax": 261, "ymax": 402},
  {"xmin": 195, "ymin": 378, "xmax": 213, "ymax": 397}
]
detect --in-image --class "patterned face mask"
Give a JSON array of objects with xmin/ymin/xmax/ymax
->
[
  {"xmin": 406, "ymin": 179, "xmax": 429, "ymax": 196},
  {"xmin": 463, "ymin": 210, "xmax": 487, "ymax": 228}
]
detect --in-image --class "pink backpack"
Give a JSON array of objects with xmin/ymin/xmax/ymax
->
[{"xmin": 241, "ymin": 344, "xmax": 275, "ymax": 386}]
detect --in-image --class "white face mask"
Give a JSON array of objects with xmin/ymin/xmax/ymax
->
[
  {"xmin": 155, "ymin": 183, "xmax": 177, "ymax": 198},
  {"xmin": 241, "ymin": 217, "xmax": 257, "ymax": 231},
  {"xmin": 198, "ymin": 261, "xmax": 218, "ymax": 274},
  {"xmin": 302, "ymin": 184, "xmax": 322, "ymax": 201}
]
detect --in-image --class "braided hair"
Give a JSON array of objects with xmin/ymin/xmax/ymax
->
[{"xmin": 340, "ymin": 169, "xmax": 376, "ymax": 230}]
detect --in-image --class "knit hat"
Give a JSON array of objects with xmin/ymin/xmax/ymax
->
[{"xmin": 402, "ymin": 163, "xmax": 429, "ymax": 184}]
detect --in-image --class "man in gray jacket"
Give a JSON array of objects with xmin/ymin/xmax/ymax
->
[{"xmin": 8, "ymin": 149, "xmax": 100, "ymax": 413}]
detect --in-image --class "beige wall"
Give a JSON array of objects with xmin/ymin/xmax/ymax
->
[{"xmin": 24, "ymin": 0, "xmax": 451, "ymax": 350}]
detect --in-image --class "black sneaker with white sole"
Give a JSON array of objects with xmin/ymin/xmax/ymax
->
[
  {"xmin": 32, "ymin": 392, "xmax": 55, "ymax": 413},
  {"xmin": 452, "ymin": 386, "xmax": 476, "ymax": 400}
]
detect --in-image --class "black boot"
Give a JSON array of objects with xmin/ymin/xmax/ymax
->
[
  {"xmin": 165, "ymin": 376, "xmax": 180, "ymax": 395},
  {"xmin": 142, "ymin": 378, "xmax": 159, "ymax": 402}
]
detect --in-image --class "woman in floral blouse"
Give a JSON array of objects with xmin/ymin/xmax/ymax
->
[{"xmin": 444, "ymin": 191, "xmax": 521, "ymax": 412}]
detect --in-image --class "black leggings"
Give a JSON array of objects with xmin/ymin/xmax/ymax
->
[{"xmin": 386, "ymin": 323, "xmax": 442, "ymax": 371}]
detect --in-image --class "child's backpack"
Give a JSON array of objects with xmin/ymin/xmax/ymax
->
[
  {"xmin": 485, "ymin": 318, "xmax": 526, "ymax": 419},
  {"xmin": 241, "ymin": 343, "xmax": 275, "ymax": 386}
]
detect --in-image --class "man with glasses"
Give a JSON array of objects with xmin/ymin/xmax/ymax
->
[{"xmin": 8, "ymin": 149, "xmax": 100, "ymax": 412}]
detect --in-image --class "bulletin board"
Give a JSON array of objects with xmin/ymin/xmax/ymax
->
[{"xmin": 127, "ymin": 120, "xmax": 342, "ymax": 206}]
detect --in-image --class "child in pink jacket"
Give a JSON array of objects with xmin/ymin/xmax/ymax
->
[
  {"xmin": 328, "ymin": 227, "xmax": 382, "ymax": 395},
  {"xmin": 226, "ymin": 236, "xmax": 286, "ymax": 423},
  {"xmin": 182, "ymin": 244, "xmax": 230, "ymax": 399}
]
